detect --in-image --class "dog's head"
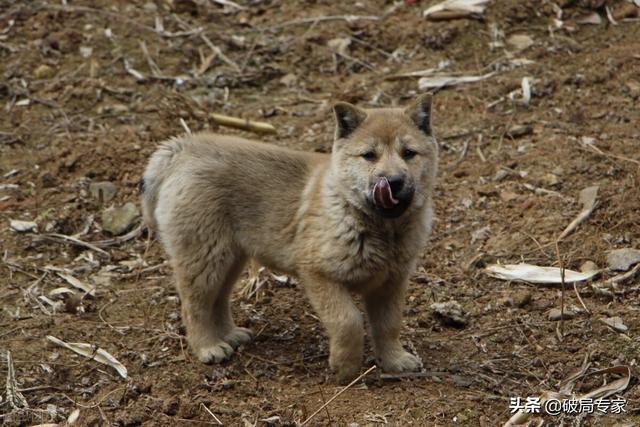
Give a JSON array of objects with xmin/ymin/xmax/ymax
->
[{"xmin": 330, "ymin": 94, "xmax": 438, "ymax": 219}]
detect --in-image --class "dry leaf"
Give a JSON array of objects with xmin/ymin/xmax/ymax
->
[
  {"xmin": 558, "ymin": 185, "xmax": 598, "ymax": 240},
  {"xmin": 46, "ymin": 335, "xmax": 128, "ymax": 379},
  {"xmin": 424, "ymin": 0, "xmax": 491, "ymax": 18},
  {"xmin": 485, "ymin": 263, "xmax": 599, "ymax": 284},
  {"xmin": 57, "ymin": 273, "xmax": 96, "ymax": 297},
  {"xmin": 418, "ymin": 72, "xmax": 495, "ymax": 90}
]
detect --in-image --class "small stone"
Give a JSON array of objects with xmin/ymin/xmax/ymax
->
[
  {"xmin": 279, "ymin": 73, "xmax": 297, "ymax": 88},
  {"xmin": 327, "ymin": 37, "xmax": 351, "ymax": 56},
  {"xmin": 506, "ymin": 34, "xmax": 534, "ymax": 50},
  {"xmin": 580, "ymin": 260, "xmax": 599, "ymax": 273},
  {"xmin": 506, "ymin": 124, "xmax": 533, "ymax": 138},
  {"xmin": 10, "ymin": 219, "xmax": 38, "ymax": 232},
  {"xmin": 624, "ymin": 80, "xmax": 640, "ymax": 99},
  {"xmin": 101, "ymin": 202, "xmax": 139, "ymax": 235},
  {"xmin": 600, "ymin": 316, "xmax": 628, "ymax": 333},
  {"xmin": 90, "ymin": 181, "xmax": 117, "ymax": 203},
  {"xmin": 430, "ymin": 301, "xmax": 468, "ymax": 328},
  {"xmin": 543, "ymin": 173, "xmax": 561, "ymax": 187},
  {"xmin": 452, "ymin": 374, "xmax": 473, "ymax": 388},
  {"xmin": 607, "ymin": 248, "xmax": 640, "ymax": 271},
  {"xmin": 548, "ymin": 308, "xmax": 578, "ymax": 321},
  {"xmin": 33, "ymin": 64, "xmax": 56, "ymax": 79}
]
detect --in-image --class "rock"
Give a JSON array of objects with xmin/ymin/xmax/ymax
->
[
  {"xmin": 90, "ymin": 181, "xmax": 117, "ymax": 203},
  {"xmin": 10, "ymin": 219, "xmax": 38, "ymax": 232},
  {"xmin": 452, "ymin": 374, "xmax": 473, "ymax": 388},
  {"xmin": 548, "ymin": 307, "xmax": 578, "ymax": 321},
  {"xmin": 101, "ymin": 202, "xmax": 139, "ymax": 235},
  {"xmin": 33, "ymin": 64, "xmax": 56, "ymax": 79},
  {"xmin": 327, "ymin": 37, "xmax": 351, "ymax": 56},
  {"xmin": 430, "ymin": 301, "xmax": 468, "ymax": 328},
  {"xmin": 543, "ymin": 173, "xmax": 561, "ymax": 187},
  {"xmin": 506, "ymin": 124, "xmax": 533, "ymax": 138},
  {"xmin": 600, "ymin": 316, "xmax": 628, "ymax": 333},
  {"xmin": 580, "ymin": 260, "xmax": 599, "ymax": 273},
  {"xmin": 279, "ymin": 73, "xmax": 297, "ymax": 88},
  {"xmin": 606, "ymin": 248, "xmax": 640, "ymax": 271},
  {"xmin": 507, "ymin": 34, "xmax": 534, "ymax": 50}
]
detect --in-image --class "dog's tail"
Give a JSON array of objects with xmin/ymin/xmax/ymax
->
[{"xmin": 140, "ymin": 138, "xmax": 185, "ymax": 230}]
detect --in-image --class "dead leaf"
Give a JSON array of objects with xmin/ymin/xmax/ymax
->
[
  {"xmin": 57, "ymin": 273, "xmax": 96, "ymax": 297},
  {"xmin": 418, "ymin": 72, "xmax": 495, "ymax": 90},
  {"xmin": 424, "ymin": 0, "xmax": 491, "ymax": 19},
  {"xmin": 558, "ymin": 185, "xmax": 598, "ymax": 240},
  {"xmin": 485, "ymin": 263, "xmax": 599, "ymax": 284},
  {"xmin": 46, "ymin": 335, "xmax": 128, "ymax": 379},
  {"xmin": 600, "ymin": 317, "xmax": 628, "ymax": 333}
]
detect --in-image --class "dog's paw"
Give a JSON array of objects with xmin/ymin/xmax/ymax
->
[
  {"xmin": 195, "ymin": 341, "xmax": 234, "ymax": 364},
  {"xmin": 224, "ymin": 327, "xmax": 254, "ymax": 349},
  {"xmin": 333, "ymin": 364, "xmax": 361, "ymax": 385},
  {"xmin": 378, "ymin": 349, "xmax": 423, "ymax": 373}
]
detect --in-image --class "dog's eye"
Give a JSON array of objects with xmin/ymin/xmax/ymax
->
[
  {"xmin": 361, "ymin": 151, "xmax": 377, "ymax": 161},
  {"xmin": 402, "ymin": 149, "xmax": 418, "ymax": 160}
]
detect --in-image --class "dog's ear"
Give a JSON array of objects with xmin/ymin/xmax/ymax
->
[
  {"xmin": 333, "ymin": 102, "xmax": 367, "ymax": 139},
  {"xmin": 405, "ymin": 93, "xmax": 433, "ymax": 136}
]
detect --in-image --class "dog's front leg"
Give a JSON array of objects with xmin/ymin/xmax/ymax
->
[
  {"xmin": 301, "ymin": 272, "xmax": 364, "ymax": 384},
  {"xmin": 364, "ymin": 275, "xmax": 422, "ymax": 373}
]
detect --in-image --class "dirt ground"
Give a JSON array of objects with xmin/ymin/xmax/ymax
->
[{"xmin": 2, "ymin": 0, "xmax": 640, "ymax": 425}]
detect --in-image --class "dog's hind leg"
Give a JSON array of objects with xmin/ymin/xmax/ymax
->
[{"xmin": 173, "ymin": 244, "xmax": 251, "ymax": 364}]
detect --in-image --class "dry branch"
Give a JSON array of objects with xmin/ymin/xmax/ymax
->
[{"xmin": 210, "ymin": 113, "xmax": 276, "ymax": 134}]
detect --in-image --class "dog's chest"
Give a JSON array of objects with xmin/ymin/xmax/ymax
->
[{"xmin": 324, "ymin": 220, "xmax": 412, "ymax": 285}]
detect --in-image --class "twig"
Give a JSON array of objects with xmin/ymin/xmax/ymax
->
[
  {"xmin": 92, "ymin": 224, "xmax": 145, "ymax": 248},
  {"xmin": 210, "ymin": 113, "xmax": 276, "ymax": 134},
  {"xmin": 123, "ymin": 58, "xmax": 146, "ymax": 82},
  {"xmin": 263, "ymin": 15, "xmax": 380, "ymax": 31},
  {"xmin": 554, "ymin": 241, "xmax": 565, "ymax": 341},
  {"xmin": 179, "ymin": 118, "xmax": 192, "ymax": 135},
  {"xmin": 301, "ymin": 365, "xmax": 377, "ymax": 426},
  {"xmin": 200, "ymin": 403, "xmax": 223, "ymax": 425},
  {"xmin": 6, "ymin": 350, "xmax": 29, "ymax": 410},
  {"xmin": 200, "ymin": 34, "xmax": 241, "ymax": 72},
  {"xmin": 139, "ymin": 41, "xmax": 162, "ymax": 77},
  {"xmin": 211, "ymin": 0, "xmax": 246, "ymax": 10},
  {"xmin": 36, "ymin": 233, "xmax": 110, "ymax": 258}
]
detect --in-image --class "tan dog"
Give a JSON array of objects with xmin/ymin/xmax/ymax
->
[{"xmin": 141, "ymin": 94, "xmax": 438, "ymax": 382}]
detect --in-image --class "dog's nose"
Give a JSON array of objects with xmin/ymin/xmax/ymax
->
[{"xmin": 387, "ymin": 175, "xmax": 405, "ymax": 196}]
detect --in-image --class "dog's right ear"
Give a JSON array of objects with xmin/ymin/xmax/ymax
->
[{"xmin": 333, "ymin": 102, "xmax": 367, "ymax": 139}]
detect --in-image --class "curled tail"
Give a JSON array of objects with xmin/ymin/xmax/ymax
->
[{"xmin": 140, "ymin": 138, "xmax": 185, "ymax": 230}]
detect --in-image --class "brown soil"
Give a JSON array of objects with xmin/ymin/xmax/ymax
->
[{"xmin": 2, "ymin": 1, "xmax": 640, "ymax": 425}]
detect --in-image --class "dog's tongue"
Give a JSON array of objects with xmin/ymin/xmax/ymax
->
[{"xmin": 373, "ymin": 177, "xmax": 399, "ymax": 209}]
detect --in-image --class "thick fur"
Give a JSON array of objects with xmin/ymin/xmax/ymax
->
[{"xmin": 142, "ymin": 95, "xmax": 438, "ymax": 382}]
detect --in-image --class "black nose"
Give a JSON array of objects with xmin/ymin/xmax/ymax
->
[{"xmin": 387, "ymin": 175, "xmax": 405, "ymax": 196}]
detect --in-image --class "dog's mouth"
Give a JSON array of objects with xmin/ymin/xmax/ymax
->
[
  {"xmin": 368, "ymin": 177, "xmax": 413, "ymax": 218},
  {"xmin": 373, "ymin": 177, "xmax": 399, "ymax": 209}
]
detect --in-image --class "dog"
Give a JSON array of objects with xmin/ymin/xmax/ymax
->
[{"xmin": 141, "ymin": 94, "xmax": 438, "ymax": 382}]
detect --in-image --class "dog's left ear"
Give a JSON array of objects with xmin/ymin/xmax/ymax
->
[
  {"xmin": 405, "ymin": 94, "xmax": 433, "ymax": 136},
  {"xmin": 333, "ymin": 102, "xmax": 367, "ymax": 139}
]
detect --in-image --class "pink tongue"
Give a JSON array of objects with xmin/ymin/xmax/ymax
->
[{"xmin": 373, "ymin": 177, "xmax": 399, "ymax": 209}]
